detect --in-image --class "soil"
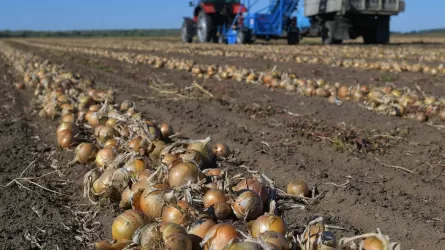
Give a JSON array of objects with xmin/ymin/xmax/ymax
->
[{"xmin": 2, "ymin": 40, "xmax": 445, "ymax": 249}]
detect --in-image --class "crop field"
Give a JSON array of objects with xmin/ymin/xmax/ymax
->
[{"xmin": 1, "ymin": 37, "xmax": 445, "ymax": 250}]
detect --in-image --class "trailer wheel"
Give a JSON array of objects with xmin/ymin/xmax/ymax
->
[
  {"xmin": 181, "ymin": 19, "xmax": 194, "ymax": 43},
  {"xmin": 197, "ymin": 11, "xmax": 214, "ymax": 43},
  {"xmin": 236, "ymin": 30, "xmax": 251, "ymax": 44},
  {"xmin": 322, "ymin": 21, "xmax": 343, "ymax": 45}
]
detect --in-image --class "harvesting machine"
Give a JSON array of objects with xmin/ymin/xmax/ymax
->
[{"xmin": 182, "ymin": 0, "xmax": 406, "ymax": 45}]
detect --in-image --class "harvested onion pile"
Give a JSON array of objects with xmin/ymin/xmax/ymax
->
[{"xmin": 1, "ymin": 41, "xmax": 402, "ymax": 250}]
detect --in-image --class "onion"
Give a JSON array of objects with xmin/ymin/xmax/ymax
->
[
  {"xmin": 178, "ymin": 149, "xmax": 204, "ymax": 169},
  {"xmin": 233, "ymin": 178, "xmax": 269, "ymax": 205},
  {"xmin": 161, "ymin": 200, "xmax": 192, "ymax": 226},
  {"xmin": 251, "ymin": 214, "xmax": 288, "ymax": 237},
  {"xmin": 106, "ymin": 118, "xmax": 117, "ymax": 127},
  {"xmin": 225, "ymin": 241, "xmax": 264, "ymax": 250},
  {"xmin": 187, "ymin": 142, "xmax": 214, "ymax": 164},
  {"xmin": 231, "ymin": 190, "xmax": 263, "ymax": 220},
  {"xmin": 160, "ymin": 123, "xmax": 174, "ymax": 139},
  {"xmin": 95, "ymin": 240, "xmax": 132, "ymax": 250},
  {"xmin": 135, "ymin": 169, "xmax": 154, "ymax": 182},
  {"xmin": 95, "ymin": 125, "xmax": 116, "ymax": 144},
  {"xmin": 120, "ymin": 100, "xmax": 132, "ymax": 111},
  {"xmin": 363, "ymin": 237, "xmax": 384, "ymax": 250},
  {"xmin": 203, "ymin": 189, "xmax": 227, "ymax": 208},
  {"xmin": 73, "ymin": 142, "xmax": 97, "ymax": 164},
  {"xmin": 89, "ymin": 104, "xmax": 101, "ymax": 112},
  {"xmin": 287, "ymin": 179, "xmax": 310, "ymax": 197},
  {"xmin": 112, "ymin": 209, "xmax": 146, "ymax": 241},
  {"xmin": 104, "ymin": 139, "xmax": 118, "ymax": 148},
  {"xmin": 150, "ymin": 140, "xmax": 166, "ymax": 158},
  {"xmin": 140, "ymin": 188, "xmax": 175, "ymax": 219},
  {"xmin": 202, "ymin": 224, "xmax": 241, "ymax": 250},
  {"xmin": 123, "ymin": 158, "xmax": 146, "ymax": 173},
  {"xmin": 168, "ymin": 162, "xmax": 203, "ymax": 187},
  {"xmin": 211, "ymin": 201, "xmax": 232, "ymax": 220},
  {"xmin": 188, "ymin": 219, "xmax": 216, "ymax": 246},
  {"xmin": 213, "ymin": 143, "xmax": 231, "ymax": 158},
  {"xmin": 56, "ymin": 122, "xmax": 74, "ymax": 137},
  {"xmin": 60, "ymin": 113, "xmax": 75, "ymax": 123},
  {"xmin": 259, "ymin": 231, "xmax": 290, "ymax": 250},
  {"xmin": 92, "ymin": 168, "xmax": 129, "ymax": 195},
  {"xmin": 57, "ymin": 129, "xmax": 73, "ymax": 149},
  {"xmin": 161, "ymin": 223, "xmax": 192, "ymax": 250},
  {"xmin": 162, "ymin": 154, "xmax": 178, "ymax": 167},
  {"xmin": 439, "ymin": 110, "xmax": 445, "ymax": 121},
  {"xmin": 203, "ymin": 168, "xmax": 224, "ymax": 177},
  {"xmin": 337, "ymin": 85, "xmax": 350, "ymax": 99},
  {"xmin": 414, "ymin": 112, "xmax": 428, "ymax": 122},
  {"xmin": 95, "ymin": 147, "xmax": 117, "ymax": 168},
  {"xmin": 133, "ymin": 223, "xmax": 162, "ymax": 250}
]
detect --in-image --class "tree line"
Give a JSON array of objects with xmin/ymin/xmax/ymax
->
[{"xmin": 0, "ymin": 29, "xmax": 181, "ymax": 38}]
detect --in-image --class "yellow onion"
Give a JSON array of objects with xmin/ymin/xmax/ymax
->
[
  {"xmin": 337, "ymin": 85, "xmax": 350, "ymax": 99},
  {"xmin": 363, "ymin": 237, "xmax": 384, "ymax": 250},
  {"xmin": 161, "ymin": 200, "xmax": 192, "ymax": 226},
  {"xmin": 225, "ymin": 241, "xmax": 264, "ymax": 250},
  {"xmin": 89, "ymin": 104, "xmax": 101, "ymax": 112},
  {"xmin": 233, "ymin": 178, "xmax": 269, "ymax": 205},
  {"xmin": 95, "ymin": 147, "xmax": 117, "ymax": 168},
  {"xmin": 60, "ymin": 113, "xmax": 75, "ymax": 123},
  {"xmin": 140, "ymin": 188, "xmax": 175, "ymax": 219},
  {"xmin": 203, "ymin": 168, "xmax": 224, "ymax": 177},
  {"xmin": 73, "ymin": 142, "xmax": 97, "ymax": 164},
  {"xmin": 112, "ymin": 209, "xmax": 146, "ymax": 241},
  {"xmin": 150, "ymin": 140, "xmax": 166, "ymax": 158},
  {"xmin": 56, "ymin": 122, "xmax": 74, "ymax": 137},
  {"xmin": 161, "ymin": 222, "xmax": 192, "ymax": 250},
  {"xmin": 135, "ymin": 169, "xmax": 155, "ymax": 183},
  {"xmin": 287, "ymin": 179, "xmax": 310, "ymax": 197},
  {"xmin": 106, "ymin": 118, "xmax": 117, "ymax": 127},
  {"xmin": 104, "ymin": 138, "xmax": 119, "ymax": 148},
  {"xmin": 188, "ymin": 219, "xmax": 216, "ymax": 247},
  {"xmin": 92, "ymin": 168, "xmax": 129, "ymax": 195},
  {"xmin": 202, "ymin": 224, "xmax": 241, "ymax": 250},
  {"xmin": 251, "ymin": 214, "xmax": 288, "ymax": 237},
  {"xmin": 168, "ymin": 162, "xmax": 203, "ymax": 187},
  {"xmin": 178, "ymin": 149, "xmax": 204, "ymax": 169},
  {"xmin": 123, "ymin": 158, "xmax": 146, "ymax": 173},
  {"xmin": 133, "ymin": 223, "xmax": 162, "ymax": 250},
  {"xmin": 128, "ymin": 137, "xmax": 142, "ymax": 152},
  {"xmin": 259, "ymin": 231, "xmax": 290, "ymax": 250},
  {"xmin": 231, "ymin": 190, "xmax": 263, "ymax": 220},
  {"xmin": 95, "ymin": 125, "xmax": 116, "ymax": 144},
  {"xmin": 162, "ymin": 154, "xmax": 178, "ymax": 167},
  {"xmin": 203, "ymin": 189, "xmax": 227, "ymax": 208},
  {"xmin": 187, "ymin": 142, "xmax": 214, "ymax": 164},
  {"xmin": 213, "ymin": 143, "xmax": 231, "ymax": 158},
  {"xmin": 120, "ymin": 100, "xmax": 132, "ymax": 111},
  {"xmin": 57, "ymin": 129, "xmax": 73, "ymax": 149},
  {"xmin": 439, "ymin": 110, "xmax": 445, "ymax": 121},
  {"xmin": 160, "ymin": 123, "xmax": 174, "ymax": 139},
  {"xmin": 95, "ymin": 240, "xmax": 132, "ymax": 250}
]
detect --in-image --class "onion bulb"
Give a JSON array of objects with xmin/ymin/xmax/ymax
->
[
  {"xmin": 439, "ymin": 110, "xmax": 445, "ymax": 121},
  {"xmin": 95, "ymin": 240, "xmax": 132, "ymax": 250},
  {"xmin": 337, "ymin": 85, "xmax": 350, "ymax": 99},
  {"xmin": 95, "ymin": 125, "xmax": 116, "ymax": 144},
  {"xmin": 287, "ymin": 179, "xmax": 310, "ymax": 197},
  {"xmin": 160, "ymin": 123, "xmax": 174, "ymax": 139},
  {"xmin": 251, "ymin": 214, "xmax": 288, "ymax": 237},
  {"xmin": 140, "ymin": 188, "xmax": 175, "ymax": 219},
  {"xmin": 56, "ymin": 122, "xmax": 74, "ymax": 137},
  {"xmin": 73, "ymin": 142, "xmax": 97, "ymax": 164},
  {"xmin": 231, "ymin": 190, "xmax": 263, "ymax": 221},
  {"xmin": 203, "ymin": 189, "xmax": 227, "ymax": 208},
  {"xmin": 233, "ymin": 178, "xmax": 269, "ymax": 205},
  {"xmin": 188, "ymin": 219, "xmax": 216, "ymax": 246},
  {"xmin": 213, "ymin": 143, "xmax": 231, "ymax": 158},
  {"xmin": 92, "ymin": 168, "xmax": 129, "ymax": 195},
  {"xmin": 211, "ymin": 201, "xmax": 232, "ymax": 220},
  {"xmin": 363, "ymin": 237, "xmax": 384, "ymax": 250},
  {"xmin": 161, "ymin": 222, "xmax": 192, "ymax": 250},
  {"xmin": 161, "ymin": 200, "xmax": 192, "ymax": 226},
  {"xmin": 104, "ymin": 139, "xmax": 118, "ymax": 148},
  {"xmin": 259, "ymin": 231, "xmax": 290, "ymax": 250},
  {"xmin": 202, "ymin": 224, "xmax": 241, "ymax": 250},
  {"xmin": 95, "ymin": 147, "xmax": 117, "ymax": 168},
  {"xmin": 187, "ymin": 141, "xmax": 214, "ymax": 164},
  {"xmin": 168, "ymin": 162, "xmax": 203, "ymax": 187},
  {"xmin": 60, "ymin": 113, "xmax": 75, "ymax": 123},
  {"xmin": 123, "ymin": 158, "xmax": 146, "ymax": 173},
  {"xmin": 225, "ymin": 241, "xmax": 264, "ymax": 250},
  {"xmin": 112, "ymin": 209, "xmax": 146, "ymax": 241},
  {"xmin": 57, "ymin": 129, "xmax": 73, "ymax": 149},
  {"xmin": 128, "ymin": 137, "xmax": 142, "ymax": 152}
]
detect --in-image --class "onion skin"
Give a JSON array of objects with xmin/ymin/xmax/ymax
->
[
  {"xmin": 231, "ymin": 190, "xmax": 263, "ymax": 221},
  {"xmin": 57, "ymin": 129, "xmax": 73, "ymax": 149},
  {"xmin": 233, "ymin": 178, "xmax": 269, "ymax": 205},
  {"xmin": 363, "ymin": 237, "xmax": 384, "ymax": 250},
  {"xmin": 287, "ymin": 179, "xmax": 310, "ymax": 197},
  {"xmin": 203, "ymin": 189, "xmax": 227, "ymax": 208},
  {"xmin": 111, "ymin": 209, "xmax": 146, "ymax": 241},
  {"xmin": 168, "ymin": 162, "xmax": 203, "ymax": 187},
  {"xmin": 251, "ymin": 214, "xmax": 288, "ymax": 237},
  {"xmin": 203, "ymin": 224, "xmax": 241, "ymax": 250}
]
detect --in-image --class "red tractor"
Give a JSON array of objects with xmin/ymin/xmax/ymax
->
[{"xmin": 182, "ymin": 0, "xmax": 248, "ymax": 43}]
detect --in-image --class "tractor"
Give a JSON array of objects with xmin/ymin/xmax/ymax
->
[{"xmin": 181, "ymin": 0, "xmax": 248, "ymax": 44}]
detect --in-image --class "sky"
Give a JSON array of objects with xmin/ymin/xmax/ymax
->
[{"xmin": 0, "ymin": 0, "xmax": 443, "ymax": 32}]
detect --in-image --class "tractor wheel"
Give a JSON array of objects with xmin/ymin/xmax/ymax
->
[
  {"xmin": 181, "ymin": 19, "xmax": 194, "ymax": 43},
  {"xmin": 237, "ymin": 30, "xmax": 251, "ymax": 44},
  {"xmin": 287, "ymin": 30, "xmax": 300, "ymax": 45},
  {"xmin": 197, "ymin": 11, "xmax": 214, "ymax": 43},
  {"xmin": 322, "ymin": 21, "xmax": 343, "ymax": 45}
]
